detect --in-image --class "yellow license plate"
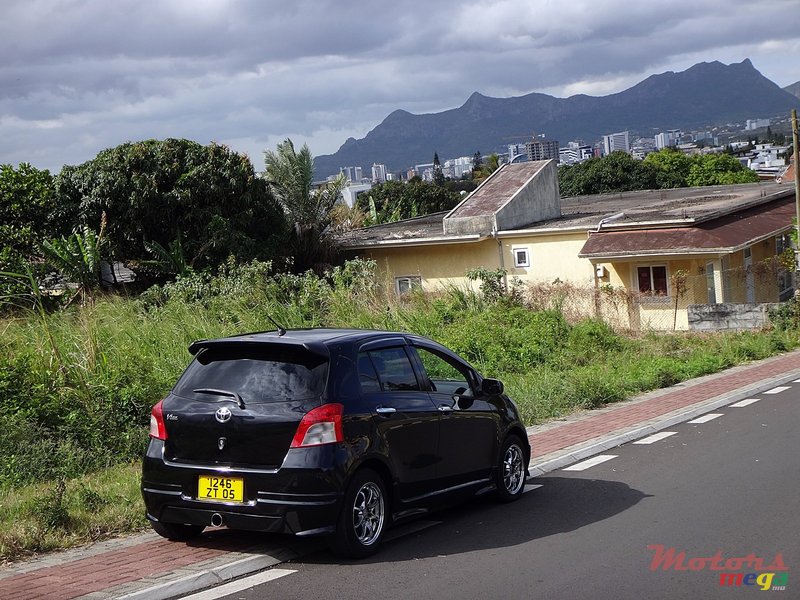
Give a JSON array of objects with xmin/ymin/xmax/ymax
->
[{"xmin": 197, "ymin": 475, "xmax": 244, "ymax": 503}]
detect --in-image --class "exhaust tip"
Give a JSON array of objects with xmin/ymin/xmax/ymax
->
[{"xmin": 210, "ymin": 513, "xmax": 224, "ymax": 527}]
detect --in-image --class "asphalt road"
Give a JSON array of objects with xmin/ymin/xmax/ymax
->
[{"xmin": 188, "ymin": 382, "xmax": 799, "ymax": 600}]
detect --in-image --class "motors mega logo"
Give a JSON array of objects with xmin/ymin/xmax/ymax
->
[{"xmin": 648, "ymin": 545, "xmax": 789, "ymax": 591}]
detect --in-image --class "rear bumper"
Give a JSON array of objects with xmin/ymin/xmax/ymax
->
[{"xmin": 141, "ymin": 440, "xmax": 348, "ymax": 536}]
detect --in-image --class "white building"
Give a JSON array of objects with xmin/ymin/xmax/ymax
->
[
  {"xmin": 748, "ymin": 143, "xmax": 788, "ymax": 172},
  {"xmin": 507, "ymin": 144, "xmax": 527, "ymax": 163},
  {"xmin": 340, "ymin": 166, "xmax": 363, "ymax": 182},
  {"xmin": 340, "ymin": 181, "xmax": 373, "ymax": 208},
  {"xmin": 745, "ymin": 118, "xmax": 770, "ymax": 131},
  {"xmin": 603, "ymin": 131, "xmax": 630, "ymax": 155},
  {"xmin": 558, "ymin": 141, "xmax": 593, "ymax": 165},
  {"xmin": 655, "ymin": 129, "xmax": 682, "ymax": 150},
  {"xmin": 444, "ymin": 156, "xmax": 475, "ymax": 179},
  {"xmin": 371, "ymin": 163, "xmax": 387, "ymax": 183}
]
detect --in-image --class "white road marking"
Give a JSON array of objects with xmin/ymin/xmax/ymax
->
[
  {"xmin": 633, "ymin": 431, "xmax": 677, "ymax": 445},
  {"xmin": 792, "ymin": 379, "xmax": 800, "ymax": 383},
  {"xmin": 179, "ymin": 569, "xmax": 296, "ymax": 600},
  {"xmin": 563, "ymin": 455, "xmax": 617, "ymax": 471},
  {"xmin": 688, "ymin": 413, "xmax": 723, "ymax": 424},
  {"xmin": 764, "ymin": 386, "xmax": 790, "ymax": 394},
  {"xmin": 524, "ymin": 484, "xmax": 543, "ymax": 491},
  {"xmin": 729, "ymin": 398, "xmax": 760, "ymax": 407}
]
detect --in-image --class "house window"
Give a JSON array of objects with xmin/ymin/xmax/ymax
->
[
  {"xmin": 513, "ymin": 247, "xmax": 530, "ymax": 268},
  {"xmin": 395, "ymin": 276, "xmax": 421, "ymax": 295},
  {"xmin": 637, "ymin": 265, "xmax": 668, "ymax": 296}
]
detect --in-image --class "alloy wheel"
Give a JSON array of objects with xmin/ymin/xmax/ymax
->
[{"xmin": 503, "ymin": 443, "xmax": 525, "ymax": 495}]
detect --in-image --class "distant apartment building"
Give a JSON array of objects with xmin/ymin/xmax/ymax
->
[
  {"xmin": 526, "ymin": 138, "xmax": 559, "ymax": 161},
  {"xmin": 340, "ymin": 166, "xmax": 363, "ymax": 182},
  {"xmin": 558, "ymin": 141, "xmax": 593, "ymax": 165},
  {"xmin": 443, "ymin": 156, "xmax": 475, "ymax": 179},
  {"xmin": 371, "ymin": 163, "xmax": 387, "ymax": 183},
  {"xmin": 507, "ymin": 143, "xmax": 528, "ymax": 163},
  {"xmin": 746, "ymin": 118, "xmax": 770, "ymax": 131},
  {"xmin": 655, "ymin": 129, "xmax": 683, "ymax": 150},
  {"xmin": 603, "ymin": 131, "xmax": 630, "ymax": 155}
]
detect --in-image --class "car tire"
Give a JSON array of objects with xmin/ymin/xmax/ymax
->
[
  {"xmin": 151, "ymin": 520, "xmax": 205, "ymax": 541},
  {"xmin": 494, "ymin": 435, "xmax": 527, "ymax": 502},
  {"xmin": 330, "ymin": 468, "xmax": 388, "ymax": 559}
]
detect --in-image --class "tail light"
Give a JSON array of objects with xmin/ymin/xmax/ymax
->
[
  {"xmin": 290, "ymin": 403, "xmax": 344, "ymax": 447},
  {"xmin": 149, "ymin": 399, "xmax": 168, "ymax": 440}
]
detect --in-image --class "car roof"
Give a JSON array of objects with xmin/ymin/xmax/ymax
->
[{"xmin": 187, "ymin": 328, "xmax": 420, "ymax": 356}]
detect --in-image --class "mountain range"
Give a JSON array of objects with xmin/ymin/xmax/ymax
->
[{"xmin": 313, "ymin": 59, "xmax": 800, "ymax": 179}]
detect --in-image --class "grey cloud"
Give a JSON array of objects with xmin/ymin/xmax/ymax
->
[{"xmin": 1, "ymin": 0, "xmax": 798, "ymax": 171}]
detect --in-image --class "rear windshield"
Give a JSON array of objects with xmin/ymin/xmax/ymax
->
[{"xmin": 173, "ymin": 346, "xmax": 328, "ymax": 404}]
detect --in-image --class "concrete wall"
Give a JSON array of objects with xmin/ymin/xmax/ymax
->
[
  {"xmin": 502, "ymin": 231, "xmax": 593, "ymax": 285},
  {"xmin": 495, "ymin": 160, "xmax": 561, "ymax": 231},
  {"xmin": 363, "ymin": 239, "xmax": 500, "ymax": 292},
  {"xmin": 687, "ymin": 303, "xmax": 780, "ymax": 331}
]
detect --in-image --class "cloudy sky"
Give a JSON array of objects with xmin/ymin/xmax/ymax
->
[{"xmin": 2, "ymin": 0, "xmax": 799, "ymax": 172}]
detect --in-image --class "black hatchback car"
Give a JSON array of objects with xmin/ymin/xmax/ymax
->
[{"xmin": 142, "ymin": 328, "xmax": 530, "ymax": 557}]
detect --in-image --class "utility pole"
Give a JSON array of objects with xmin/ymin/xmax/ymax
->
[{"xmin": 793, "ymin": 109, "xmax": 800, "ymax": 273}]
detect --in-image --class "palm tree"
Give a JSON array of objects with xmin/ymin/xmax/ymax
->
[{"xmin": 264, "ymin": 139, "xmax": 345, "ymax": 273}]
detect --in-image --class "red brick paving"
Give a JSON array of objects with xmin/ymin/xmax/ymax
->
[
  {"xmin": 0, "ymin": 535, "xmax": 252, "ymax": 600},
  {"xmin": 528, "ymin": 351, "xmax": 800, "ymax": 456},
  {"xmin": 2, "ymin": 351, "xmax": 800, "ymax": 600}
]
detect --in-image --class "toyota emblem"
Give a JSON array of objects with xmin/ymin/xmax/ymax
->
[{"xmin": 215, "ymin": 407, "xmax": 232, "ymax": 423}]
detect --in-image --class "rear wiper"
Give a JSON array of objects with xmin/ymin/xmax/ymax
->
[{"xmin": 192, "ymin": 388, "xmax": 245, "ymax": 408}]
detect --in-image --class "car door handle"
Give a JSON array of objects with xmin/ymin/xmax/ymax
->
[
  {"xmin": 375, "ymin": 406, "xmax": 396, "ymax": 414},
  {"xmin": 438, "ymin": 404, "xmax": 454, "ymax": 412}
]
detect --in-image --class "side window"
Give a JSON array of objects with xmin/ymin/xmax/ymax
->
[
  {"xmin": 414, "ymin": 346, "xmax": 473, "ymax": 397},
  {"xmin": 365, "ymin": 347, "xmax": 420, "ymax": 392},
  {"xmin": 357, "ymin": 352, "xmax": 381, "ymax": 393}
]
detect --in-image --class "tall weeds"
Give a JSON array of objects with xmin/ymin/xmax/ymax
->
[{"xmin": 1, "ymin": 258, "xmax": 797, "ymax": 489}]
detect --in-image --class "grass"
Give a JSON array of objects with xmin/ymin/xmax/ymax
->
[
  {"xmin": 0, "ymin": 462, "xmax": 147, "ymax": 564},
  {"xmin": 1, "ymin": 258, "xmax": 798, "ymax": 561}
]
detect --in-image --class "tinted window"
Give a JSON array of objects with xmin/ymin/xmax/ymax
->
[
  {"xmin": 173, "ymin": 346, "xmax": 328, "ymax": 403},
  {"xmin": 367, "ymin": 347, "xmax": 420, "ymax": 391},
  {"xmin": 357, "ymin": 352, "xmax": 381, "ymax": 393}
]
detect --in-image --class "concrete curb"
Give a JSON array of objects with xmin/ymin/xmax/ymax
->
[
  {"xmin": 114, "ymin": 545, "xmax": 311, "ymax": 600},
  {"xmin": 526, "ymin": 367, "xmax": 800, "ymax": 477}
]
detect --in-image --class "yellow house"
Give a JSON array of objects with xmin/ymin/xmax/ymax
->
[{"xmin": 342, "ymin": 160, "xmax": 796, "ymax": 330}]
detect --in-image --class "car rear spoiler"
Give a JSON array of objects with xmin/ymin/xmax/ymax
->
[{"xmin": 187, "ymin": 337, "xmax": 329, "ymax": 358}]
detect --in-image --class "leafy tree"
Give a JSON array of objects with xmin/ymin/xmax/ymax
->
[
  {"xmin": 558, "ymin": 151, "xmax": 658, "ymax": 196},
  {"xmin": 264, "ymin": 139, "xmax": 346, "ymax": 273},
  {"xmin": 473, "ymin": 153, "xmax": 501, "ymax": 182},
  {"xmin": 643, "ymin": 148, "xmax": 693, "ymax": 188},
  {"xmin": 0, "ymin": 163, "xmax": 62, "ymax": 302},
  {"xmin": 686, "ymin": 153, "xmax": 759, "ymax": 186},
  {"xmin": 433, "ymin": 152, "xmax": 445, "ymax": 186},
  {"xmin": 472, "ymin": 151, "xmax": 483, "ymax": 171},
  {"xmin": 55, "ymin": 139, "xmax": 286, "ymax": 273},
  {"xmin": 356, "ymin": 179, "xmax": 461, "ymax": 224}
]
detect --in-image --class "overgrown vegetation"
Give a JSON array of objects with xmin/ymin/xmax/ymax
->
[{"xmin": 2, "ymin": 260, "xmax": 798, "ymax": 560}]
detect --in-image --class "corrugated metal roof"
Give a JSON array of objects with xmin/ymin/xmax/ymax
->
[{"xmin": 579, "ymin": 195, "xmax": 795, "ymax": 258}]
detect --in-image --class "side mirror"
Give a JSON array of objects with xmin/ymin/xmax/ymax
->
[{"xmin": 481, "ymin": 378, "xmax": 504, "ymax": 396}]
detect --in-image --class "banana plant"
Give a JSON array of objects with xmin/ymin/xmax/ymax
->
[{"xmin": 40, "ymin": 216, "xmax": 106, "ymax": 304}]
